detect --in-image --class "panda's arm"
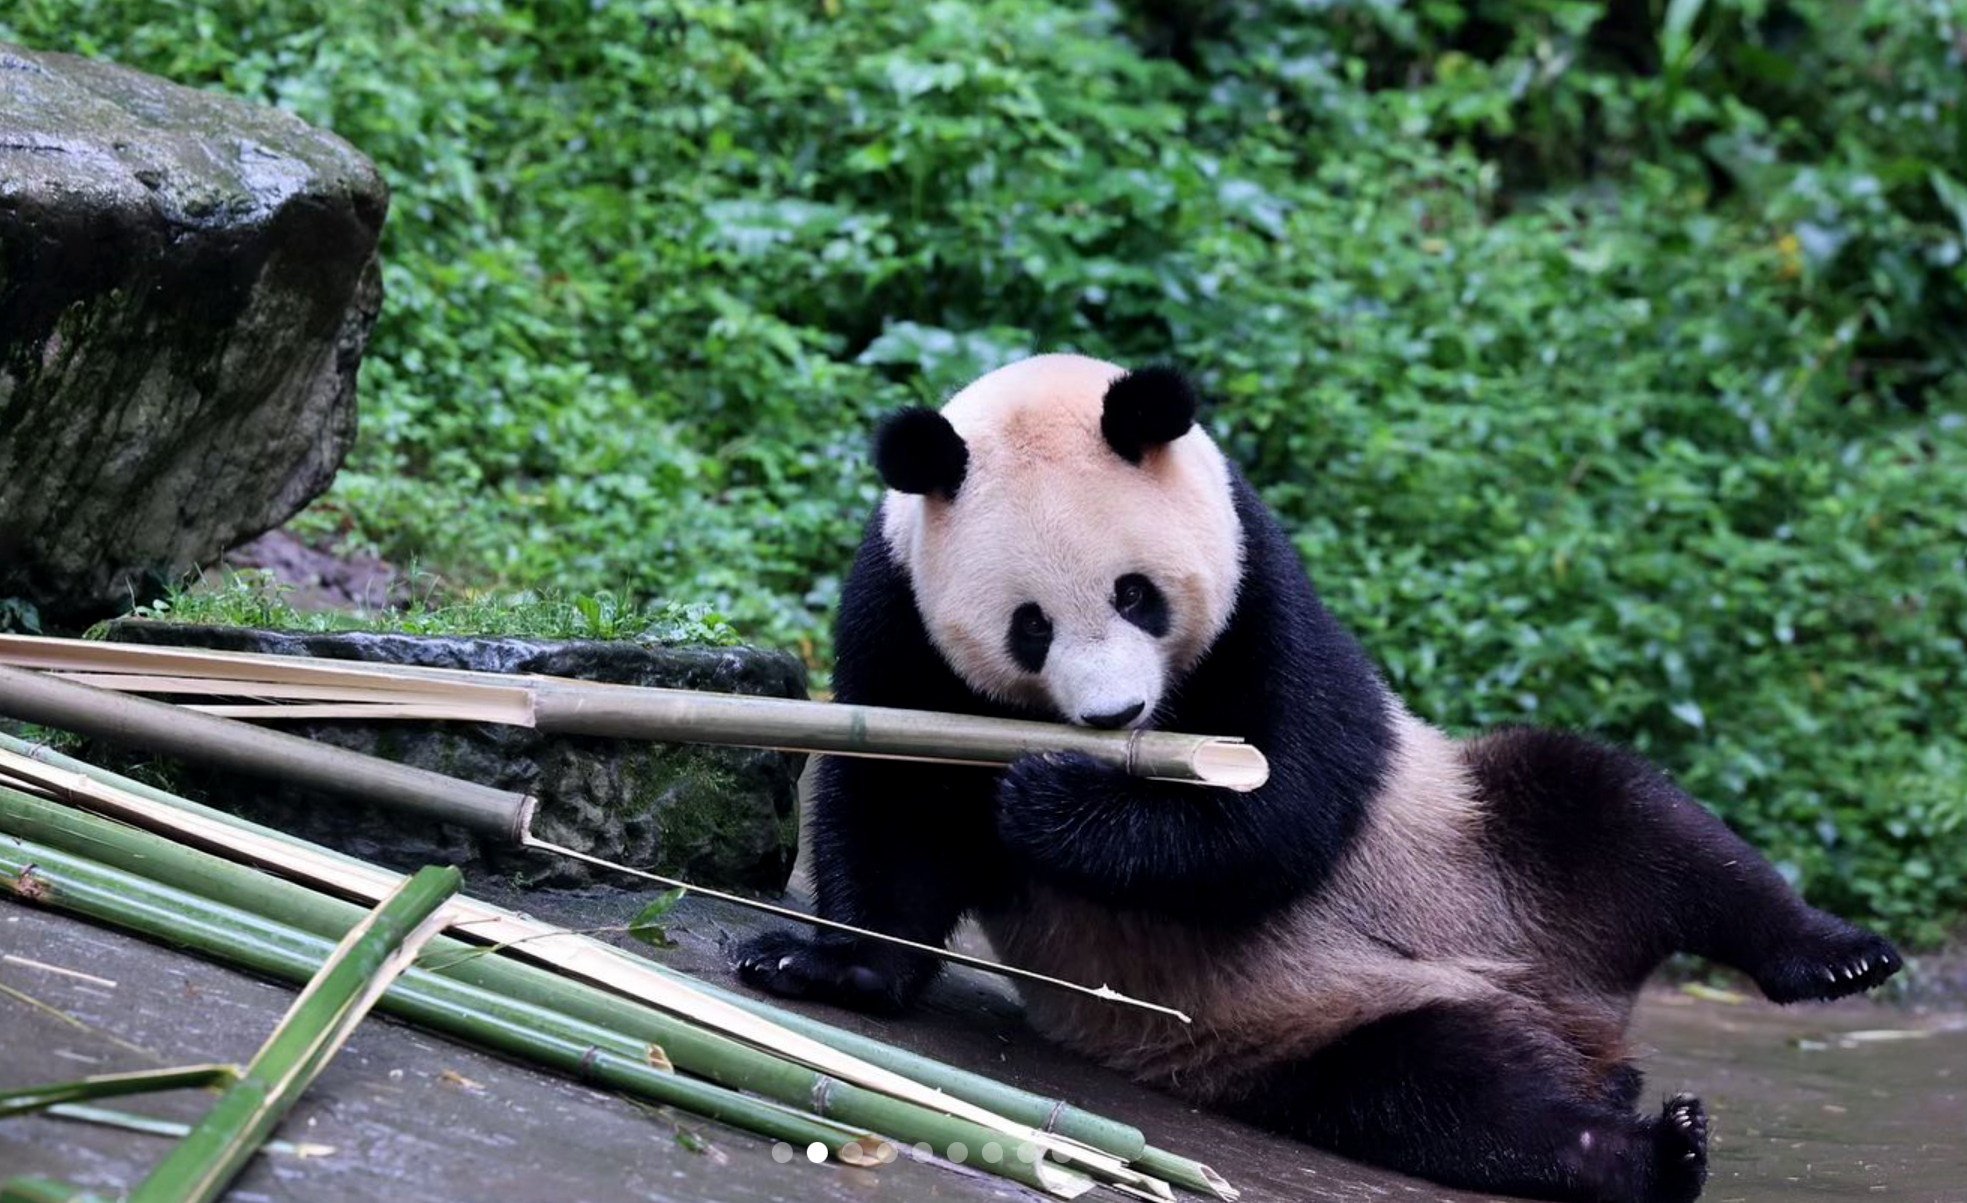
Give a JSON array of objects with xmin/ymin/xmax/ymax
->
[{"xmin": 735, "ymin": 518, "xmax": 1006, "ymax": 1009}]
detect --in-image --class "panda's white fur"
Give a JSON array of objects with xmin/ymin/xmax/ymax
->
[{"xmin": 880, "ymin": 354, "xmax": 1242, "ymax": 726}]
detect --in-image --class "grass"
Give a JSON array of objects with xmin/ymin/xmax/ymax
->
[{"xmin": 122, "ymin": 571, "xmax": 741, "ymax": 648}]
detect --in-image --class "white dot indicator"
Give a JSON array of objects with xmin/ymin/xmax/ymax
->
[
  {"xmin": 771, "ymin": 1143, "xmax": 793, "ymax": 1164},
  {"xmin": 806, "ymin": 1142, "xmax": 827, "ymax": 1163},
  {"xmin": 982, "ymin": 1142, "xmax": 1003, "ymax": 1164},
  {"xmin": 947, "ymin": 1141, "xmax": 968, "ymax": 1164}
]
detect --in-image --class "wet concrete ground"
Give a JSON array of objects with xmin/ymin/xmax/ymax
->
[{"xmin": 3, "ymin": 884, "xmax": 1963, "ymax": 1202}]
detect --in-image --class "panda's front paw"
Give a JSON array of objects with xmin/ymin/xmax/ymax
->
[
  {"xmin": 731, "ymin": 929, "xmax": 912, "ymax": 1013},
  {"xmin": 998, "ymin": 751, "xmax": 1123, "ymax": 824},
  {"xmin": 996, "ymin": 751, "xmax": 1135, "ymax": 867}
]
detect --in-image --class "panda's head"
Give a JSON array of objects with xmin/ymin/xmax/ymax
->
[{"xmin": 876, "ymin": 354, "xmax": 1243, "ymax": 729}]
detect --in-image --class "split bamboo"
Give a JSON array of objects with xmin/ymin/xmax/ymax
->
[
  {"xmin": 0, "ymin": 1065, "xmax": 240, "ymax": 1119},
  {"xmin": 126, "ymin": 864, "xmax": 462, "ymax": 1203}
]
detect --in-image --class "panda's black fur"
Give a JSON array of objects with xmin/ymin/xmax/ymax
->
[{"xmin": 736, "ymin": 357, "xmax": 1902, "ymax": 1203}]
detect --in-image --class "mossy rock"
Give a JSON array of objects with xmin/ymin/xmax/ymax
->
[
  {"xmin": 94, "ymin": 622, "xmax": 806, "ymax": 892},
  {"xmin": 0, "ymin": 43, "xmax": 387, "ymax": 625}
]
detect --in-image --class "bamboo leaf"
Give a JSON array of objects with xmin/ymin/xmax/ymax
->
[{"xmin": 628, "ymin": 888, "xmax": 688, "ymax": 948}]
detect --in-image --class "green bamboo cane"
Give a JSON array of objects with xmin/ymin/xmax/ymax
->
[
  {"xmin": 0, "ymin": 816, "xmax": 1090, "ymax": 1196},
  {"xmin": 0, "ymin": 757, "xmax": 1165, "ymax": 1195},
  {"xmin": 0, "ymin": 825, "xmax": 889, "ymax": 1164},
  {"xmin": 126, "ymin": 864, "xmax": 463, "ymax": 1203},
  {"xmin": 0, "ymin": 734, "xmax": 1154, "ymax": 1161},
  {"xmin": 0, "ymin": 756, "xmax": 1232, "ymax": 1200},
  {"xmin": 1133, "ymin": 1146, "xmax": 1241, "ymax": 1201},
  {"xmin": 1, "ymin": 1064, "xmax": 239, "ymax": 1119}
]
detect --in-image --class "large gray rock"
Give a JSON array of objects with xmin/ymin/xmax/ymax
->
[
  {"xmin": 0, "ymin": 44, "xmax": 387, "ymax": 625},
  {"xmin": 96, "ymin": 623, "xmax": 806, "ymax": 892}
]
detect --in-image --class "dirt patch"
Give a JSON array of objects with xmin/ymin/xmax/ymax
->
[{"xmin": 210, "ymin": 529, "xmax": 402, "ymax": 612}]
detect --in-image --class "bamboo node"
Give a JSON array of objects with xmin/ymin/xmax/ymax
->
[
  {"xmin": 9, "ymin": 863, "xmax": 50, "ymax": 903},
  {"xmin": 1041, "ymin": 1098, "xmax": 1068, "ymax": 1134}
]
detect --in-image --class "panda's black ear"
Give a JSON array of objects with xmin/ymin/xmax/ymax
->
[
  {"xmin": 1101, "ymin": 366, "xmax": 1197, "ymax": 464},
  {"xmin": 874, "ymin": 407, "xmax": 969, "ymax": 499}
]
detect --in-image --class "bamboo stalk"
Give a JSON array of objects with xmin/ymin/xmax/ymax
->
[
  {"xmin": 0, "ymin": 635, "xmax": 1267, "ymax": 790},
  {"xmin": 124, "ymin": 865, "xmax": 463, "ymax": 1203},
  {"xmin": 0, "ymin": 663, "xmax": 535, "ymax": 842},
  {"xmin": 0, "ymin": 785, "xmax": 1133, "ymax": 1167},
  {"xmin": 1, "ymin": 1065, "xmax": 240, "ymax": 1119},
  {"xmin": 0, "ymin": 782, "xmax": 1156, "ymax": 1197},
  {"xmin": 0, "ymin": 676, "xmax": 1188, "ymax": 1021},
  {"xmin": 0, "ymin": 822, "xmax": 891, "ymax": 1167},
  {"xmin": 0, "ymin": 823, "xmax": 1103, "ymax": 1195},
  {"xmin": 0, "ymin": 759, "xmax": 1161, "ymax": 1193}
]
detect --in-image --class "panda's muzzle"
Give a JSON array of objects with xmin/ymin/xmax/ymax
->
[{"xmin": 1078, "ymin": 700, "xmax": 1145, "ymax": 730}]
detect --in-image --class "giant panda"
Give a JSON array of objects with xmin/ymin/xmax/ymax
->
[{"xmin": 735, "ymin": 353, "xmax": 1903, "ymax": 1203}]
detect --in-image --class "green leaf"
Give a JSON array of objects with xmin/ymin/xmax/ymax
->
[{"xmin": 628, "ymin": 889, "xmax": 689, "ymax": 949}]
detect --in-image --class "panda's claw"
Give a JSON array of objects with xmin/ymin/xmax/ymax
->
[
  {"xmin": 1752, "ymin": 917, "xmax": 1903, "ymax": 1004},
  {"xmin": 732, "ymin": 929, "xmax": 911, "ymax": 1014},
  {"xmin": 1651, "ymin": 1094, "xmax": 1710, "ymax": 1203}
]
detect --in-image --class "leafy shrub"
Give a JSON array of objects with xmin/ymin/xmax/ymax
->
[{"xmin": 5, "ymin": 0, "xmax": 1961, "ymax": 940}]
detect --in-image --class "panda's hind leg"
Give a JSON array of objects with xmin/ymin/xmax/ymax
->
[
  {"xmin": 1467, "ymin": 727, "xmax": 1902, "ymax": 1004},
  {"xmin": 1232, "ymin": 1003, "xmax": 1708, "ymax": 1203}
]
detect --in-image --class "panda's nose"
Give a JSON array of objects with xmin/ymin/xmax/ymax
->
[{"xmin": 1079, "ymin": 701, "xmax": 1144, "ymax": 730}]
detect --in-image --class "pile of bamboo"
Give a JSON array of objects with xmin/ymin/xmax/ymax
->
[{"xmin": 0, "ymin": 643, "xmax": 1241, "ymax": 1202}]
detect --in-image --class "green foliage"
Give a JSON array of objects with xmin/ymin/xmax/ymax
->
[
  {"xmin": 628, "ymin": 889, "xmax": 690, "ymax": 950},
  {"xmin": 6, "ymin": 0, "xmax": 1962, "ymax": 940},
  {"xmin": 127, "ymin": 571, "xmax": 740, "ymax": 646}
]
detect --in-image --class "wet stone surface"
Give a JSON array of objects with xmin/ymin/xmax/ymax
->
[
  {"xmin": 2, "ymin": 882, "xmax": 1962, "ymax": 1203},
  {"xmin": 0, "ymin": 43, "xmax": 388, "ymax": 626},
  {"xmin": 87, "ymin": 623, "xmax": 808, "ymax": 892}
]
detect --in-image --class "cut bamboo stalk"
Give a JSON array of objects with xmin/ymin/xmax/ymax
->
[
  {"xmin": 0, "ymin": 785, "xmax": 1153, "ymax": 1171},
  {"xmin": 0, "ymin": 761, "xmax": 1160, "ymax": 1196},
  {"xmin": 1, "ymin": 1065, "xmax": 240, "ymax": 1119},
  {"xmin": 1133, "ymin": 1146, "xmax": 1242, "ymax": 1202},
  {"xmin": 0, "ymin": 635, "xmax": 1268, "ymax": 790},
  {"xmin": 0, "ymin": 823, "xmax": 1106, "ymax": 1195},
  {"xmin": 125, "ymin": 865, "xmax": 463, "ymax": 1203},
  {"xmin": 0, "ymin": 664, "xmax": 536, "ymax": 842}
]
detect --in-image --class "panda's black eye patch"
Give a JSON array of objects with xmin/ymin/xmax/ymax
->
[
  {"xmin": 1113, "ymin": 573, "xmax": 1169, "ymax": 637},
  {"xmin": 1007, "ymin": 602, "xmax": 1052, "ymax": 672}
]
